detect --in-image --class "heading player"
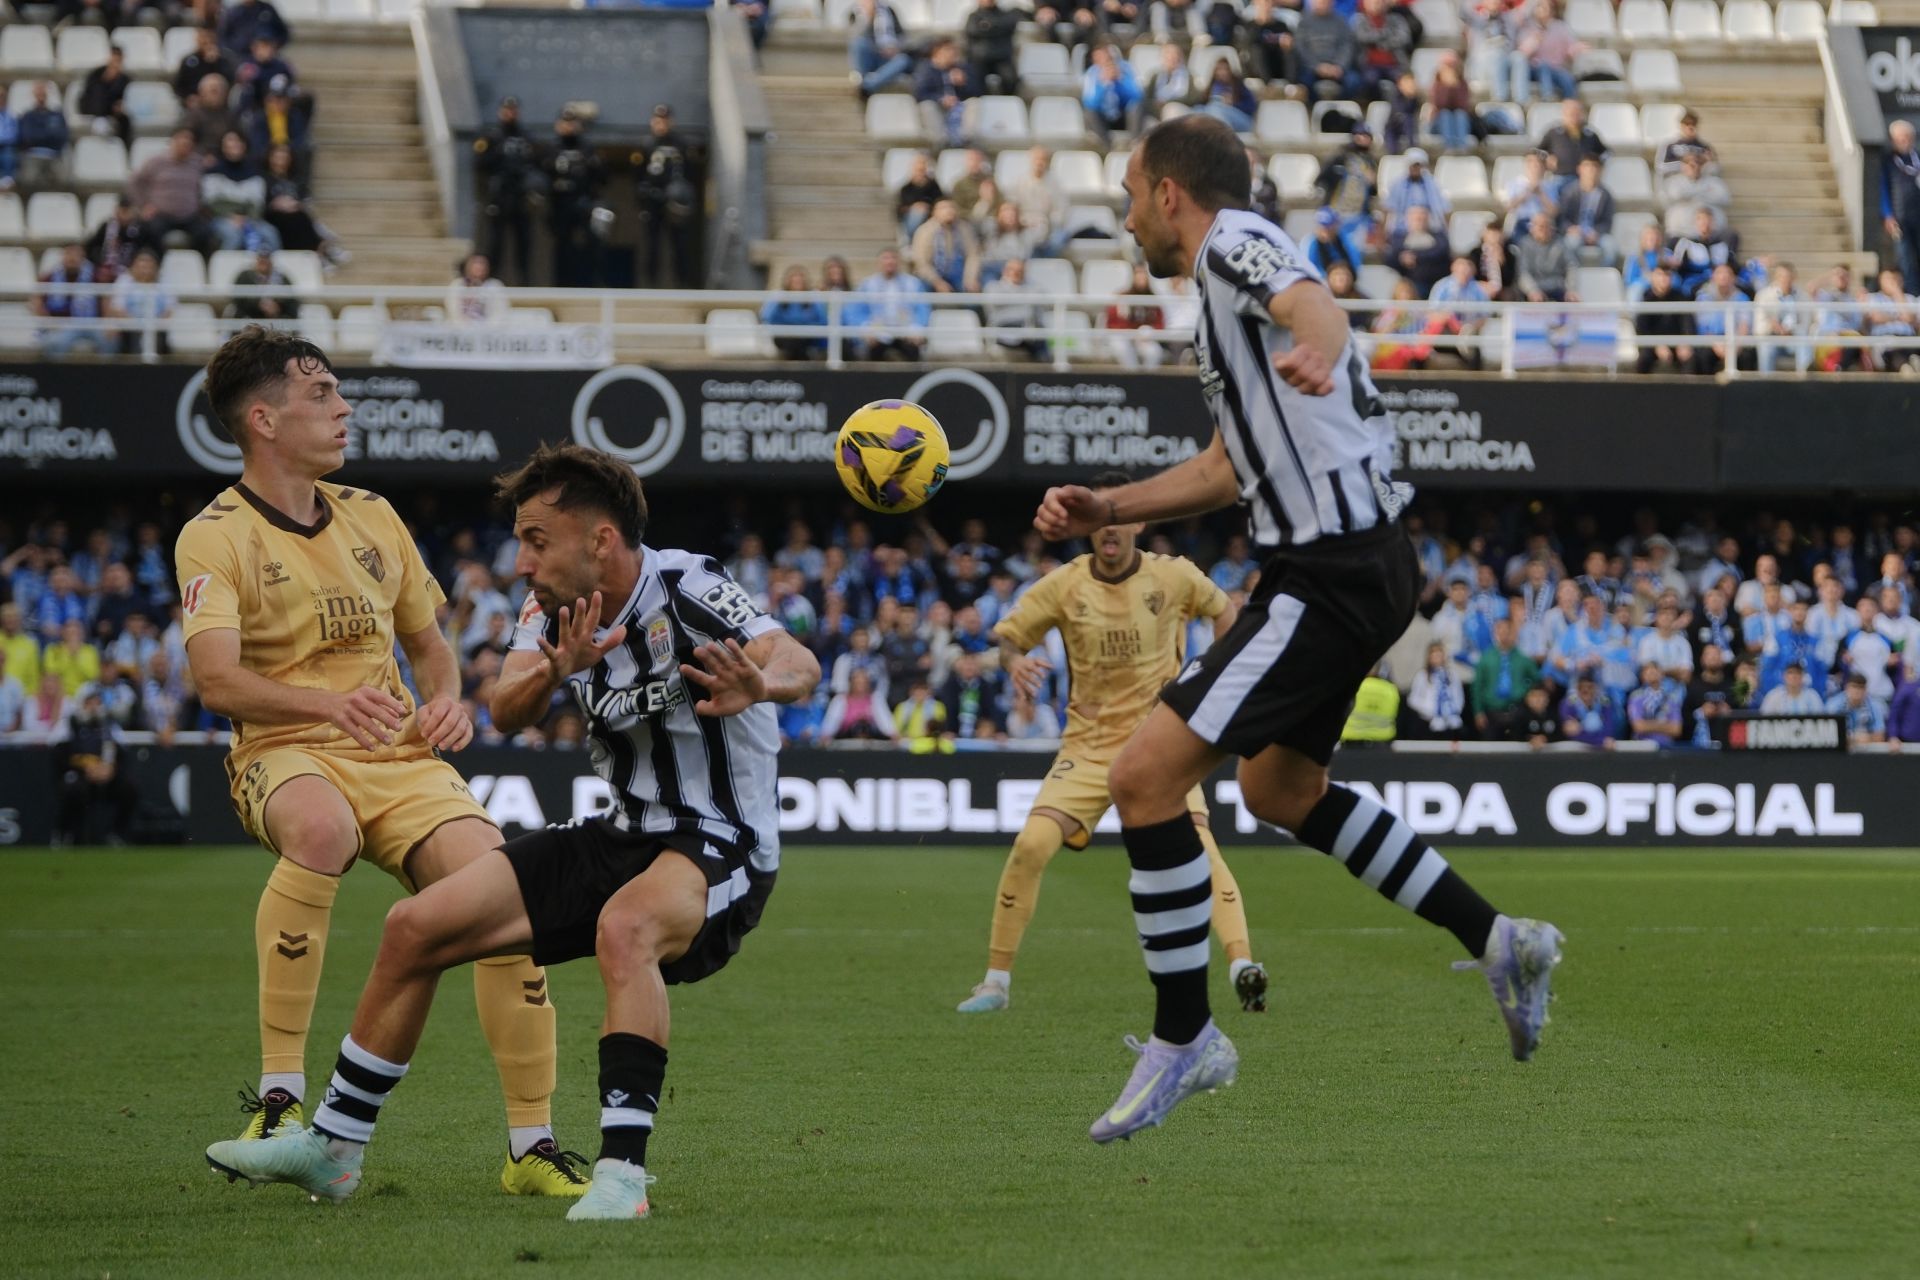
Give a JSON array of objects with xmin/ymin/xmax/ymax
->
[
  {"xmin": 956, "ymin": 472, "xmax": 1267, "ymax": 1017},
  {"xmin": 205, "ymin": 444, "xmax": 820, "ymax": 1222},
  {"xmin": 182, "ymin": 327, "xmax": 582, "ymax": 1196},
  {"xmin": 1039, "ymin": 117, "xmax": 1564, "ymax": 1143}
]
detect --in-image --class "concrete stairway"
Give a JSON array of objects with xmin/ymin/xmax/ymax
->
[
  {"xmin": 296, "ymin": 24, "xmax": 468, "ymax": 290},
  {"xmin": 1677, "ymin": 48, "xmax": 1876, "ymax": 281}
]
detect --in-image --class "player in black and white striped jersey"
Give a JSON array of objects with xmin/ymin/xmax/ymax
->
[
  {"xmin": 1039, "ymin": 116, "xmax": 1564, "ymax": 1144},
  {"xmin": 198, "ymin": 444, "xmax": 820, "ymax": 1221}
]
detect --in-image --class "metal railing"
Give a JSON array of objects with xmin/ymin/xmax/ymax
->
[{"xmin": 4, "ymin": 282, "xmax": 1915, "ymax": 376}]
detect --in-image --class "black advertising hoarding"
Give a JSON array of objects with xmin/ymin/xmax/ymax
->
[
  {"xmin": 1719, "ymin": 381, "xmax": 1920, "ymax": 492},
  {"xmin": 0, "ymin": 744, "xmax": 1909, "ymax": 849},
  {"xmin": 1863, "ymin": 28, "xmax": 1920, "ymax": 123},
  {"xmin": 0, "ymin": 363, "xmax": 1723, "ymax": 492}
]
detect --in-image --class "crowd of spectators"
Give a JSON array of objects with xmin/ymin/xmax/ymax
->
[{"xmin": 5, "ymin": 497, "xmax": 1919, "ymax": 764}]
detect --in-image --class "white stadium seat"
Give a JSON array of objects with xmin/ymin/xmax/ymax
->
[
  {"xmin": 1268, "ymin": 152, "xmax": 1319, "ymax": 204},
  {"xmin": 770, "ymin": 0, "xmax": 822, "ymax": 25},
  {"xmin": 1628, "ymin": 49, "xmax": 1683, "ymax": 96},
  {"xmin": 1103, "ymin": 149, "xmax": 1130, "ymax": 197},
  {"xmin": 0, "ymin": 303, "xmax": 36, "ymax": 354},
  {"xmin": 113, "ymin": 28, "xmax": 166, "ymax": 77},
  {"xmin": 55, "ymin": 26, "xmax": 113, "ymax": 74},
  {"xmin": 1604, "ymin": 156, "xmax": 1655, "ymax": 207},
  {"xmin": 1436, "ymin": 156, "xmax": 1491, "ymax": 208},
  {"xmin": 71, "ymin": 137, "xmax": 129, "ymax": 188},
  {"xmin": 1830, "ymin": 1, "xmax": 1877, "ymax": 24},
  {"xmin": 1410, "ymin": 48, "xmax": 1446, "ymax": 89},
  {"xmin": 1282, "ymin": 209, "xmax": 1319, "ymax": 245},
  {"xmin": 1411, "ymin": 0, "xmax": 1460, "ymax": 42},
  {"xmin": 929, "ymin": 0, "xmax": 969, "ymax": 30},
  {"xmin": 705, "ymin": 309, "xmax": 773, "ymax": 359},
  {"xmin": 335, "ymin": 304, "xmax": 387, "ymax": 354},
  {"xmin": 207, "ymin": 249, "xmax": 255, "ymax": 291},
  {"xmin": 1777, "ymin": 0, "xmax": 1826, "ymax": 38},
  {"xmin": 1612, "ymin": 210, "xmax": 1656, "ymax": 251},
  {"xmin": 162, "ymin": 27, "xmax": 199, "ymax": 68},
  {"xmin": 1, "ymin": 27, "xmax": 56, "ymax": 77},
  {"xmin": 0, "ymin": 247, "xmax": 36, "ymax": 290},
  {"xmin": 1128, "ymin": 42, "xmax": 1165, "ymax": 85},
  {"xmin": 1051, "ymin": 149, "xmax": 1106, "ymax": 202},
  {"xmin": 1358, "ymin": 264, "xmax": 1399, "ymax": 301},
  {"xmin": 865, "ymin": 95, "xmax": 924, "ymax": 142},
  {"xmin": 824, "ymin": 0, "xmax": 862, "ymax": 28},
  {"xmin": 1491, "ymin": 154, "xmax": 1527, "ymax": 196},
  {"xmin": 1062, "ymin": 205, "xmax": 1118, "ymax": 239},
  {"xmin": 170, "ymin": 303, "xmax": 222, "ymax": 356},
  {"xmin": 1591, "ymin": 102, "xmax": 1644, "ymax": 150},
  {"xmin": 971, "ymin": 96, "xmax": 1031, "ymax": 145},
  {"xmin": 1017, "ymin": 43, "xmax": 1074, "ymax": 91},
  {"xmin": 992, "ymin": 148, "xmax": 1030, "ymax": 191},
  {"xmin": 130, "ymin": 136, "xmax": 171, "ymax": 173},
  {"xmin": 1526, "ymin": 102, "xmax": 1562, "ymax": 141},
  {"xmin": 1566, "ymin": 0, "xmax": 1616, "ymax": 41},
  {"xmin": 275, "ymin": 250, "xmax": 324, "ymax": 293},
  {"xmin": 1029, "ymin": 96, "xmax": 1087, "ymax": 145},
  {"xmin": 25, "ymin": 192, "xmax": 83, "ymax": 244},
  {"xmin": 884, "ymin": 148, "xmax": 921, "ymax": 194},
  {"xmin": 160, "ymin": 249, "xmax": 206, "ymax": 290},
  {"xmin": 1725, "ymin": 0, "xmax": 1774, "ymax": 40},
  {"xmin": 1023, "ymin": 258, "xmax": 1076, "ymax": 296},
  {"xmin": 927, "ymin": 310, "xmax": 983, "ymax": 357},
  {"xmin": 125, "ymin": 81, "xmax": 181, "ymax": 135},
  {"xmin": 1573, "ymin": 49, "xmax": 1626, "ymax": 86},
  {"xmin": 1617, "ymin": 0, "xmax": 1671, "ymax": 41},
  {"xmin": 1189, "ymin": 44, "xmax": 1240, "ymax": 87},
  {"xmin": 277, "ymin": 0, "xmax": 326, "ymax": 17},
  {"xmin": 1574, "ymin": 267, "xmax": 1625, "ymax": 305},
  {"xmin": 1448, "ymin": 210, "xmax": 1493, "ymax": 256},
  {"xmin": 894, "ymin": 0, "xmax": 933, "ymax": 26},
  {"xmin": 1255, "ymin": 100, "xmax": 1310, "ymax": 145},
  {"xmin": 329, "ymin": 0, "xmax": 378, "ymax": 18},
  {"xmin": 296, "ymin": 303, "xmax": 336, "ymax": 350},
  {"xmin": 1670, "ymin": 0, "xmax": 1723, "ymax": 40},
  {"xmin": 0, "ymin": 194, "xmax": 22, "ymax": 240},
  {"xmin": 83, "ymin": 193, "xmax": 117, "ymax": 232},
  {"xmin": 1641, "ymin": 103, "xmax": 1686, "ymax": 147},
  {"xmin": 1080, "ymin": 258, "xmax": 1132, "ymax": 298},
  {"xmin": 1376, "ymin": 154, "xmax": 1411, "ymax": 193},
  {"xmin": 507, "ymin": 308, "xmax": 555, "ymax": 327}
]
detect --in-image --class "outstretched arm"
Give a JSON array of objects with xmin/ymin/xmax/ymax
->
[
  {"xmin": 1035, "ymin": 431, "xmax": 1239, "ymax": 540},
  {"xmin": 680, "ymin": 630, "xmax": 820, "ymax": 717}
]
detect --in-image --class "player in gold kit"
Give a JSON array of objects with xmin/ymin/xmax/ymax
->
[
  {"xmin": 956, "ymin": 474, "xmax": 1267, "ymax": 1015},
  {"xmin": 179, "ymin": 327, "xmax": 584, "ymax": 1196}
]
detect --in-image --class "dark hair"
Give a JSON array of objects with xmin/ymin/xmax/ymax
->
[
  {"xmin": 1088, "ymin": 469, "xmax": 1133, "ymax": 490},
  {"xmin": 493, "ymin": 442, "xmax": 648, "ymax": 549},
  {"xmin": 203, "ymin": 324, "xmax": 334, "ymax": 449},
  {"xmin": 1136, "ymin": 115, "xmax": 1252, "ymax": 214}
]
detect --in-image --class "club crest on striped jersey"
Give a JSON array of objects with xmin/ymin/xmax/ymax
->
[{"xmin": 646, "ymin": 616, "xmax": 673, "ymax": 665}]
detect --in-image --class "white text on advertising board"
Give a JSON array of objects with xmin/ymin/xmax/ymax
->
[
  {"xmin": 1381, "ymin": 386, "xmax": 1535, "ymax": 473},
  {"xmin": 1021, "ymin": 381, "xmax": 1202, "ymax": 468},
  {"xmin": 0, "ymin": 375, "xmax": 115, "ymax": 463},
  {"xmin": 697, "ymin": 379, "xmax": 836, "ymax": 464}
]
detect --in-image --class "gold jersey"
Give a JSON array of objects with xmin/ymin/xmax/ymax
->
[
  {"xmin": 993, "ymin": 551, "xmax": 1229, "ymax": 761},
  {"xmin": 173, "ymin": 480, "xmax": 445, "ymax": 766}
]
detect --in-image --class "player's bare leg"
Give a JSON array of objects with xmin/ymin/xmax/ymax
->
[
  {"xmin": 206, "ymin": 850, "xmax": 537, "ymax": 1199},
  {"xmin": 1091, "ymin": 706, "xmax": 1240, "ymax": 1142},
  {"xmin": 959, "ymin": 807, "xmax": 1074, "ymax": 1013},
  {"xmin": 1236, "ymin": 745, "xmax": 1562, "ymax": 1061},
  {"xmin": 568, "ymin": 852, "xmax": 708, "ymax": 1220},
  {"xmin": 406, "ymin": 818, "xmax": 574, "ymax": 1193},
  {"xmin": 239, "ymin": 776, "xmax": 359, "ymax": 1140}
]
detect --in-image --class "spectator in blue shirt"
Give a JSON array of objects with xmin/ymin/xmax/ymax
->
[
  {"xmin": 761, "ymin": 265, "xmax": 828, "ymax": 361},
  {"xmin": 1559, "ymin": 673, "xmax": 1618, "ymax": 748},
  {"xmin": 0, "ymin": 104, "xmax": 17, "ymax": 187},
  {"xmin": 1081, "ymin": 45, "xmax": 1143, "ymax": 141},
  {"xmin": 846, "ymin": 249, "xmax": 931, "ymax": 360},
  {"xmin": 1199, "ymin": 60, "xmax": 1258, "ymax": 132},
  {"xmin": 1759, "ymin": 600, "xmax": 1826, "ymax": 697},
  {"xmin": 1827, "ymin": 673, "xmax": 1888, "ymax": 745},
  {"xmin": 16, "ymin": 82, "xmax": 69, "ymax": 194},
  {"xmin": 34, "ymin": 243, "xmax": 107, "ymax": 356},
  {"xmin": 1381, "ymin": 148, "xmax": 1451, "ymax": 237},
  {"xmin": 1626, "ymin": 662, "xmax": 1684, "ymax": 746},
  {"xmin": 1758, "ymin": 662, "xmax": 1826, "ymax": 715},
  {"xmin": 1429, "ymin": 256, "xmax": 1490, "ymax": 369},
  {"xmin": 1210, "ymin": 535, "xmax": 1254, "ymax": 592},
  {"xmin": 35, "ymin": 566, "xmax": 89, "ymax": 643},
  {"xmin": 1622, "ymin": 222, "xmax": 1667, "ymax": 304},
  {"xmin": 1306, "ymin": 207, "xmax": 1361, "ymax": 280}
]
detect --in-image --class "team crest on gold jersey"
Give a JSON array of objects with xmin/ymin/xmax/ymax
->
[
  {"xmin": 646, "ymin": 617, "xmax": 674, "ymax": 665},
  {"xmin": 1143, "ymin": 589, "xmax": 1166, "ymax": 616},
  {"xmin": 352, "ymin": 547, "xmax": 386, "ymax": 583}
]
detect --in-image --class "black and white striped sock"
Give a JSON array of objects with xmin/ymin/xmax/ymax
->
[
  {"xmin": 1296, "ymin": 785, "xmax": 1499, "ymax": 958},
  {"xmin": 311, "ymin": 1035, "xmax": 409, "ymax": 1148},
  {"xmin": 1122, "ymin": 815, "xmax": 1213, "ymax": 1045}
]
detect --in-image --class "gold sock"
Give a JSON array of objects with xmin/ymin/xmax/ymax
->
[
  {"xmin": 1200, "ymin": 826, "xmax": 1253, "ymax": 965},
  {"xmin": 474, "ymin": 955, "xmax": 556, "ymax": 1130},
  {"xmin": 256, "ymin": 859, "xmax": 339, "ymax": 1078},
  {"xmin": 987, "ymin": 815, "xmax": 1065, "ymax": 973}
]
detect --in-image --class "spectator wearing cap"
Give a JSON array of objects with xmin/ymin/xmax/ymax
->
[
  {"xmin": 1759, "ymin": 661, "xmax": 1825, "ymax": 715},
  {"xmin": 962, "ymin": 0, "xmax": 1022, "ymax": 96},
  {"xmin": 1658, "ymin": 109, "xmax": 1718, "ymax": 179},
  {"xmin": 1295, "ymin": 0, "xmax": 1362, "ymax": 104},
  {"xmin": 1502, "ymin": 150, "xmax": 1557, "ymax": 238},
  {"xmin": 79, "ymin": 47, "xmax": 133, "ymax": 149},
  {"xmin": 1514, "ymin": 0, "xmax": 1583, "ymax": 104},
  {"xmin": 1661, "ymin": 150, "xmax": 1731, "ymax": 237},
  {"xmin": 219, "ymin": 0, "xmax": 292, "ymax": 60},
  {"xmin": 634, "ymin": 105, "xmax": 692, "ymax": 287},
  {"xmin": 16, "ymin": 82, "xmax": 70, "ymax": 194},
  {"xmin": 1305, "ymin": 206, "xmax": 1359, "ymax": 279},
  {"xmin": 1559, "ymin": 672, "xmax": 1618, "ymax": 748},
  {"xmin": 1667, "ymin": 206, "xmax": 1739, "ymax": 296},
  {"xmin": 1538, "ymin": 98, "xmax": 1605, "ymax": 204},
  {"xmin": 546, "ymin": 107, "xmax": 606, "ymax": 288},
  {"xmin": 1429, "ymin": 254, "xmax": 1489, "ymax": 369},
  {"xmin": 1885, "ymin": 120, "xmax": 1920, "ymax": 296},
  {"xmin": 850, "ymin": 0, "xmax": 913, "ymax": 98},
  {"xmin": 228, "ymin": 245, "xmax": 298, "ymax": 323},
  {"xmin": 847, "ymin": 248, "xmax": 931, "ymax": 360},
  {"xmin": 1558, "ymin": 154, "xmax": 1617, "ymax": 266},
  {"xmin": 204, "ymin": 130, "xmax": 282, "ymax": 252},
  {"xmin": 1081, "ymin": 45, "xmax": 1143, "ymax": 141},
  {"xmin": 912, "ymin": 39, "xmax": 979, "ymax": 148},
  {"xmin": 176, "ymin": 27, "xmax": 237, "ymax": 106},
  {"xmin": 1315, "ymin": 124, "xmax": 1377, "ymax": 263},
  {"xmin": 34, "ymin": 242, "xmax": 107, "ymax": 357}
]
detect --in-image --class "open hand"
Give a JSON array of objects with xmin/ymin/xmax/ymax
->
[
  {"xmin": 680, "ymin": 639, "xmax": 768, "ymax": 717},
  {"xmin": 535, "ymin": 591, "xmax": 628, "ymax": 683}
]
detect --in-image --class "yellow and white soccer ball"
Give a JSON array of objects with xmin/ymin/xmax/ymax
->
[{"xmin": 832, "ymin": 400, "xmax": 950, "ymax": 514}]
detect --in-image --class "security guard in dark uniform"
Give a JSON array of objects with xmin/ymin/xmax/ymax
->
[
  {"xmin": 633, "ymin": 104, "xmax": 697, "ymax": 287},
  {"xmin": 474, "ymin": 96, "xmax": 543, "ymax": 286},
  {"xmin": 545, "ymin": 106, "xmax": 606, "ymax": 287},
  {"xmin": 52, "ymin": 685, "xmax": 139, "ymax": 846}
]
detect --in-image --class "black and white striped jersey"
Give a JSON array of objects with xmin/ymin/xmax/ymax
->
[
  {"xmin": 1192, "ymin": 207, "xmax": 1412, "ymax": 550},
  {"xmin": 509, "ymin": 546, "xmax": 783, "ymax": 873}
]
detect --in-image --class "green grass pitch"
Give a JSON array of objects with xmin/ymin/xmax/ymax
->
[{"xmin": 3, "ymin": 845, "xmax": 1917, "ymax": 1278}]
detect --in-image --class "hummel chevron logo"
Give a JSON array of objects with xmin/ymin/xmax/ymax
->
[
  {"xmin": 606, "ymin": 1090, "xmax": 630, "ymax": 1108},
  {"xmin": 276, "ymin": 930, "xmax": 310, "ymax": 960},
  {"xmin": 523, "ymin": 975, "xmax": 549, "ymax": 1007},
  {"xmin": 999, "ymin": 894, "xmax": 1018, "ymax": 909}
]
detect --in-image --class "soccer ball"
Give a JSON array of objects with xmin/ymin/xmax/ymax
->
[{"xmin": 833, "ymin": 400, "xmax": 949, "ymax": 514}]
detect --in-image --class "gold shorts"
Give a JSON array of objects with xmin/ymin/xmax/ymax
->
[
  {"xmin": 228, "ymin": 747, "xmax": 494, "ymax": 887},
  {"xmin": 1032, "ymin": 752, "xmax": 1209, "ymax": 850}
]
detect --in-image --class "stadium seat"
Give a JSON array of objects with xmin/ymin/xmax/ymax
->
[
  {"xmin": 1268, "ymin": 152, "xmax": 1319, "ymax": 204},
  {"xmin": 971, "ymin": 96, "xmax": 1031, "ymax": 145},
  {"xmin": 1627, "ymin": 49, "xmax": 1683, "ymax": 96},
  {"xmin": 1490, "ymin": 154, "xmax": 1527, "ymax": 197},
  {"xmin": 335, "ymin": 304, "xmax": 386, "ymax": 354},
  {"xmin": 1029, "ymin": 96, "xmax": 1088, "ymax": 146},
  {"xmin": 125, "ymin": 81, "xmax": 180, "ymax": 135},
  {"xmin": 1566, "ymin": 0, "xmax": 1616, "ymax": 41},
  {"xmin": 329, "ymin": 0, "xmax": 379, "ymax": 18},
  {"xmin": 824, "ymin": 0, "xmax": 861, "ymax": 28},
  {"xmin": 1590, "ymin": 102, "xmax": 1644, "ymax": 150},
  {"xmin": 894, "ymin": 0, "xmax": 932, "ymax": 26},
  {"xmin": 927, "ymin": 310, "xmax": 984, "ymax": 357},
  {"xmin": 275, "ymin": 250, "xmax": 324, "ymax": 293},
  {"xmin": 1724, "ymin": 0, "xmax": 1774, "ymax": 40},
  {"xmin": 1525, "ymin": 103, "xmax": 1562, "ymax": 141},
  {"xmin": 705, "ymin": 309, "xmax": 772, "ymax": 358},
  {"xmin": 296, "ymin": 303, "xmax": 335, "ymax": 349},
  {"xmin": 1017, "ymin": 43, "xmax": 1075, "ymax": 91},
  {"xmin": 1604, "ymin": 155, "xmax": 1655, "ymax": 207},
  {"xmin": 1365, "ymin": 100, "xmax": 1391, "ymax": 139},
  {"xmin": 276, "ymin": 0, "xmax": 325, "ymax": 17},
  {"xmin": 1062, "ymin": 205, "xmax": 1118, "ymax": 238},
  {"xmin": 884, "ymin": 148, "xmax": 921, "ymax": 194},
  {"xmin": 0, "ymin": 247, "xmax": 35, "ymax": 290},
  {"xmin": 1436, "ymin": 156, "xmax": 1491, "ymax": 209},
  {"xmin": 0, "ymin": 194, "xmax": 22, "ymax": 240},
  {"xmin": 1777, "ymin": 0, "xmax": 1826, "ymax": 38},
  {"xmin": 25, "ymin": 193, "xmax": 83, "ymax": 244},
  {"xmin": 129, "ymin": 136, "xmax": 170, "ymax": 172},
  {"xmin": 1641, "ymin": 103, "xmax": 1686, "ymax": 148},
  {"xmin": 770, "ymin": 0, "xmax": 822, "ymax": 25},
  {"xmin": 1189, "ymin": 44, "xmax": 1240, "ymax": 87},
  {"xmin": 993, "ymin": 148, "xmax": 1030, "ymax": 191},
  {"xmin": 1357, "ymin": 264, "xmax": 1399, "ymax": 301},
  {"xmin": 71, "ymin": 137, "xmax": 129, "ymax": 189},
  {"xmin": 56, "ymin": 26, "xmax": 113, "ymax": 75},
  {"xmin": 1448, "ymin": 210, "xmax": 1493, "ymax": 256},
  {"xmin": 162, "ymin": 26, "xmax": 198, "ymax": 68},
  {"xmin": 1830, "ymin": 1, "xmax": 1877, "ymax": 23},
  {"xmin": 1023, "ymin": 258, "xmax": 1076, "ymax": 296},
  {"xmin": 1080, "ymin": 257, "xmax": 1132, "ymax": 298},
  {"xmin": 0, "ymin": 303, "xmax": 36, "ymax": 355},
  {"xmin": 1376, "ymin": 154, "xmax": 1411, "ymax": 193},
  {"xmin": 1574, "ymin": 49, "xmax": 1626, "ymax": 86},
  {"xmin": 1311, "ymin": 100, "xmax": 1364, "ymax": 135},
  {"xmin": 207, "ymin": 249, "xmax": 255, "ymax": 291},
  {"xmin": 170, "ymin": 303, "xmax": 222, "ymax": 355},
  {"xmin": 1574, "ymin": 267, "xmax": 1625, "ymax": 305},
  {"xmin": 160, "ymin": 248, "xmax": 206, "ymax": 289},
  {"xmin": 1282, "ymin": 209, "xmax": 1319, "ymax": 245},
  {"xmin": 1104, "ymin": 149, "xmax": 1130, "ymax": 197},
  {"xmin": 82, "ymin": 192, "xmax": 116, "ymax": 232},
  {"xmin": 112, "ymin": 27, "xmax": 165, "ymax": 76},
  {"xmin": 1670, "ymin": 0, "xmax": 1723, "ymax": 40},
  {"xmin": 865, "ymin": 95, "xmax": 924, "ymax": 142},
  {"xmin": 1128, "ymin": 42, "xmax": 1165, "ymax": 86},
  {"xmin": 1, "ymin": 27, "xmax": 56, "ymax": 77},
  {"xmin": 1616, "ymin": 0, "xmax": 1670, "ymax": 41},
  {"xmin": 1478, "ymin": 102, "xmax": 1531, "ymax": 153},
  {"xmin": 1410, "ymin": 48, "xmax": 1446, "ymax": 89},
  {"xmin": 1160, "ymin": 102, "xmax": 1191, "ymax": 120},
  {"xmin": 1612, "ymin": 210, "xmax": 1656, "ymax": 251},
  {"xmin": 1410, "ymin": 0, "xmax": 1460, "ymax": 42},
  {"xmin": 1254, "ymin": 100, "xmax": 1310, "ymax": 145},
  {"xmin": 929, "ymin": 0, "xmax": 969, "ymax": 30},
  {"xmin": 1052, "ymin": 150, "xmax": 1106, "ymax": 203},
  {"xmin": 37, "ymin": 246, "xmax": 63, "ymax": 276}
]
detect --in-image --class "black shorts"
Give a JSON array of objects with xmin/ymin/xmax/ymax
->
[
  {"xmin": 1159, "ymin": 522, "xmax": 1419, "ymax": 766},
  {"xmin": 502, "ymin": 816, "xmax": 775, "ymax": 984}
]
